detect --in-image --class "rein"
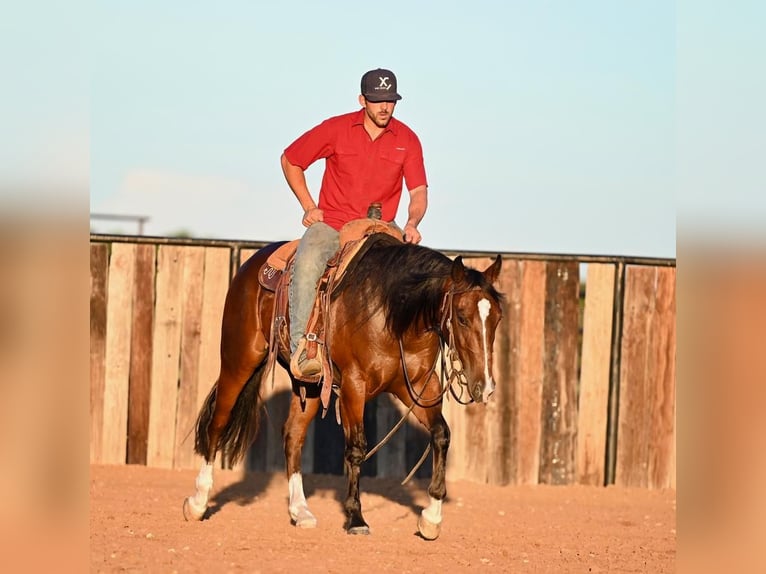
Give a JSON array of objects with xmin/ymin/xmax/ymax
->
[{"xmin": 363, "ymin": 286, "xmax": 478, "ymax": 482}]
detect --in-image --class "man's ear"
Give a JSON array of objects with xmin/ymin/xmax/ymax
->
[{"xmin": 358, "ymin": 94, "xmax": 366, "ymax": 107}]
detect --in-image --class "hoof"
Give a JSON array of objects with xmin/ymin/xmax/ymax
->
[
  {"xmin": 183, "ymin": 497, "xmax": 207, "ymax": 521},
  {"xmin": 417, "ymin": 514, "xmax": 441, "ymax": 540},
  {"xmin": 291, "ymin": 507, "xmax": 318, "ymax": 529},
  {"xmin": 347, "ymin": 525, "xmax": 370, "ymax": 535}
]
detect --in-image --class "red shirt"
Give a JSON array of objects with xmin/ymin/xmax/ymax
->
[{"xmin": 284, "ymin": 109, "xmax": 428, "ymax": 231}]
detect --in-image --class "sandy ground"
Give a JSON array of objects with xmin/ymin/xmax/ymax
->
[{"xmin": 90, "ymin": 464, "xmax": 675, "ymax": 573}]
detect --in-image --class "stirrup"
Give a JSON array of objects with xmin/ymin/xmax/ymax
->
[{"xmin": 290, "ymin": 336, "xmax": 323, "ymax": 380}]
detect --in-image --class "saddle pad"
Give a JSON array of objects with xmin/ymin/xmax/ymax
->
[{"xmin": 265, "ymin": 239, "xmax": 301, "ymax": 271}]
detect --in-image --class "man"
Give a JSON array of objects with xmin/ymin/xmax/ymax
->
[{"xmin": 281, "ymin": 68, "xmax": 429, "ymax": 379}]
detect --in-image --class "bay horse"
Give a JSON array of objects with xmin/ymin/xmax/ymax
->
[{"xmin": 183, "ymin": 230, "xmax": 504, "ymax": 539}]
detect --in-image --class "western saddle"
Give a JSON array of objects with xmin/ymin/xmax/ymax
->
[{"xmin": 256, "ymin": 214, "xmax": 403, "ymax": 412}]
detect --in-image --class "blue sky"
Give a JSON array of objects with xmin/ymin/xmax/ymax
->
[{"xmin": 5, "ymin": 2, "xmax": 765, "ymax": 258}]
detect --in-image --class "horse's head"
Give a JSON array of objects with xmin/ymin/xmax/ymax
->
[{"xmin": 444, "ymin": 255, "xmax": 504, "ymax": 403}]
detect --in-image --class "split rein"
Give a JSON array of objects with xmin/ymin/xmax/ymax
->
[{"xmin": 363, "ymin": 287, "xmax": 480, "ymax": 483}]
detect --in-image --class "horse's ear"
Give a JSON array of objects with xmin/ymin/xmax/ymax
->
[
  {"xmin": 451, "ymin": 256, "xmax": 466, "ymax": 283},
  {"xmin": 483, "ymin": 254, "xmax": 502, "ymax": 284}
]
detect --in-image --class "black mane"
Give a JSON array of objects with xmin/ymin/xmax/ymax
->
[{"xmin": 335, "ymin": 233, "xmax": 502, "ymax": 338}]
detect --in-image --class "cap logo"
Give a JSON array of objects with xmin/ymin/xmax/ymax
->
[{"xmin": 378, "ymin": 76, "xmax": 391, "ymax": 90}]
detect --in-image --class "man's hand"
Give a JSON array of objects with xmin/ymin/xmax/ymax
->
[
  {"xmin": 302, "ymin": 207, "xmax": 324, "ymax": 227},
  {"xmin": 403, "ymin": 223, "xmax": 421, "ymax": 244}
]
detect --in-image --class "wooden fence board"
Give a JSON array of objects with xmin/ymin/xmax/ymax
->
[
  {"xmin": 147, "ymin": 245, "xmax": 185, "ymax": 468},
  {"xmin": 174, "ymin": 247, "xmax": 205, "ymax": 469},
  {"xmin": 127, "ymin": 244, "xmax": 156, "ymax": 465},
  {"xmin": 457, "ymin": 257, "xmax": 497, "ymax": 484},
  {"xmin": 101, "ymin": 243, "xmax": 136, "ymax": 464},
  {"xmin": 183, "ymin": 247, "xmax": 232, "ymax": 470},
  {"xmin": 539, "ymin": 261, "xmax": 580, "ymax": 485},
  {"xmin": 576, "ymin": 263, "xmax": 616, "ymax": 485},
  {"xmin": 653, "ymin": 267, "xmax": 677, "ymax": 490},
  {"xmin": 374, "ymin": 394, "xmax": 408, "ymax": 479},
  {"xmin": 515, "ymin": 261, "xmax": 546, "ymax": 484},
  {"xmin": 443, "ymin": 378, "xmax": 467, "ymax": 480},
  {"xmin": 89, "ymin": 243, "xmax": 108, "ymax": 463},
  {"xmin": 197, "ymin": 248, "xmax": 230, "ymax": 408},
  {"xmin": 499, "ymin": 259, "xmax": 523, "ymax": 483},
  {"xmin": 486, "ymin": 259, "xmax": 514, "ymax": 485},
  {"xmin": 616, "ymin": 266, "xmax": 677, "ymax": 488}
]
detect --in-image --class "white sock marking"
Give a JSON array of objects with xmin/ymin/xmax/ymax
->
[
  {"xmin": 288, "ymin": 472, "xmax": 317, "ymax": 527},
  {"xmin": 288, "ymin": 473, "xmax": 308, "ymax": 516},
  {"xmin": 186, "ymin": 462, "xmax": 214, "ymax": 517},
  {"xmin": 422, "ymin": 496, "xmax": 443, "ymax": 524}
]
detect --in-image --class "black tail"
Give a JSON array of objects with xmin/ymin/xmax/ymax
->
[{"xmin": 193, "ymin": 363, "xmax": 268, "ymax": 466}]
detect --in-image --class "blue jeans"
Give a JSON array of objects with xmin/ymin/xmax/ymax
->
[{"xmin": 289, "ymin": 222, "xmax": 340, "ymax": 353}]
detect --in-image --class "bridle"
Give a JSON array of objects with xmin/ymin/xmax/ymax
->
[
  {"xmin": 401, "ymin": 285, "xmax": 480, "ymax": 409},
  {"xmin": 438, "ymin": 286, "xmax": 479, "ymax": 406},
  {"xmin": 364, "ymin": 285, "xmax": 485, "ymax": 478}
]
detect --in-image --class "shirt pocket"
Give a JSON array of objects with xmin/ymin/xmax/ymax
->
[
  {"xmin": 333, "ymin": 147, "xmax": 360, "ymax": 179},
  {"xmin": 377, "ymin": 148, "xmax": 406, "ymax": 183}
]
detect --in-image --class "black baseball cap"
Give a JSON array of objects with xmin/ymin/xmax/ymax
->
[{"xmin": 361, "ymin": 68, "xmax": 402, "ymax": 102}]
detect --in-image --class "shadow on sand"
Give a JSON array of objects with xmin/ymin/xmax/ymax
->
[{"xmin": 207, "ymin": 388, "xmax": 434, "ymax": 521}]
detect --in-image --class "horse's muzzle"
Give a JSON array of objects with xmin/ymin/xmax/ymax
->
[{"xmin": 471, "ymin": 379, "xmax": 495, "ymax": 403}]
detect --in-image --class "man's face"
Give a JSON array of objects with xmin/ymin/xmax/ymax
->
[{"xmin": 361, "ymin": 97, "xmax": 397, "ymax": 128}]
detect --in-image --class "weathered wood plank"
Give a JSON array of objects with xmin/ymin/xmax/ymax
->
[
  {"xmin": 539, "ymin": 261, "xmax": 580, "ymax": 485},
  {"xmin": 101, "ymin": 243, "xmax": 136, "ymax": 464},
  {"xmin": 650, "ymin": 267, "xmax": 677, "ymax": 490},
  {"xmin": 89, "ymin": 243, "xmax": 109, "ymax": 463},
  {"xmin": 515, "ymin": 261, "xmax": 546, "ymax": 484},
  {"xmin": 374, "ymin": 394, "xmax": 408, "ymax": 479},
  {"xmin": 443, "ymin": 376, "xmax": 467, "ymax": 480},
  {"xmin": 197, "ymin": 248, "xmax": 230, "ymax": 409},
  {"xmin": 451, "ymin": 256, "xmax": 496, "ymax": 484},
  {"xmin": 175, "ymin": 247, "xmax": 205, "ymax": 469},
  {"xmin": 147, "ymin": 245, "xmax": 185, "ymax": 468},
  {"xmin": 616, "ymin": 266, "xmax": 676, "ymax": 488},
  {"xmin": 126, "ymin": 244, "xmax": 155, "ymax": 465},
  {"xmin": 498, "ymin": 258, "xmax": 523, "ymax": 484},
  {"xmin": 484, "ymin": 257, "xmax": 513, "ymax": 485},
  {"xmin": 576, "ymin": 264, "xmax": 616, "ymax": 485},
  {"xmin": 185, "ymin": 247, "xmax": 231, "ymax": 470}
]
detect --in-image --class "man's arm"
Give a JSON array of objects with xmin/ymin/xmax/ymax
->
[
  {"xmin": 403, "ymin": 185, "xmax": 428, "ymax": 244},
  {"xmin": 280, "ymin": 153, "xmax": 324, "ymax": 227}
]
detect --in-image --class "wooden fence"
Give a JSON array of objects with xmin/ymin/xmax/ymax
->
[{"xmin": 90, "ymin": 235, "xmax": 676, "ymax": 489}]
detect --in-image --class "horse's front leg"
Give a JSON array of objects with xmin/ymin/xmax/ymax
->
[
  {"xmin": 418, "ymin": 409, "xmax": 450, "ymax": 540},
  {"xmin": 284, "ymin": 385, "xmax": 321, "ymax": 528},
  {"xmin": 340, "ymin": 390, "xmax": 370, "ymax": 535},
  {"xmin": 392, "ymin": 373, "xmax": 451, "ymax": 540}
]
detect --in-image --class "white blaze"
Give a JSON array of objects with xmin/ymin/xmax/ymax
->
[{"xmin": 477, "ymin": 298, "xmax": 495, "ymax": 401}]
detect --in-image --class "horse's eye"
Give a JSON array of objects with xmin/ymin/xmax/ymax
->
[{"xmin": 456, "ymin": 314, "xmax": 469, "ymax": 327}]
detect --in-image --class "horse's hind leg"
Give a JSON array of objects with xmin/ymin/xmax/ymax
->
[
  {"xmin": 283, "ymin": 385, "xmax": 321, "ymax": 528},
  {"xmin": 184, "ymin": 347, "xmax": 268, "ymax": 521},
  {"xmin": 339, "ymin": 387, "xmax": 370, "ymax": 535}
]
